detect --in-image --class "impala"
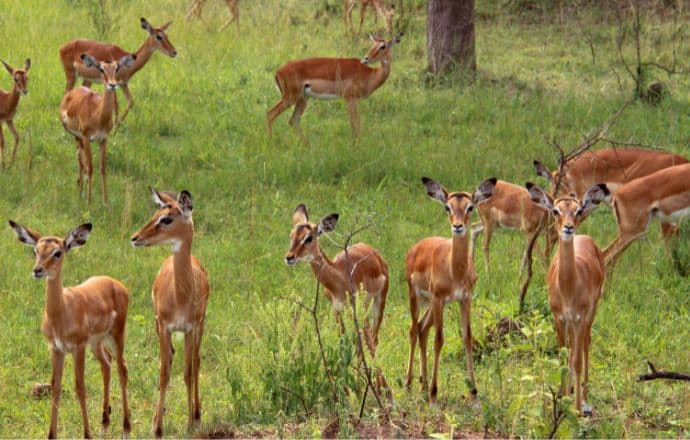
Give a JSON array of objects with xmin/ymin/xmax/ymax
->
[
  {"xmin": 59, "ymin": 17, "xmax": 177, "ymax": 125},
  {"xmin": 344, "ymin": 0, "xmax": 394, "ymax": 34},
  {"xmin": 471, "ymin": 179, "xmax": 549, "ymax": 271},
  {"xmin": 130, "ymin": 188, "xmax": 210, "ymax": 438},
  {"xmin": 186, "ymin": 0, "xmax": 240, "ymax": 31},
  {"xmin": 601, "ymin": 163, "xmax": 690, "ymax": 271},
  {"xmin": 8, "ymin": 220, "xmax": 130, "ymax": 438},
  {"xmin": 60, "ymin": 54, "xmax": 135, "ymax": 204},
  {"xmin": 526, "ymin": 182, "xmax": 609, "ymax": 416},
  {"xmin": 405, "ymin": 177, "xmax": 496, "ymax": 403},
  {"xmin": 267, "ymin": 33, "xmax": 402, "ymax": 141},
  {"xmin": 285, "ymin": 203, "xmax": 390, "ymax": 396},
  {"xmin": 0, "ymin": 58, "xmax": 30, "ymax": 169}
]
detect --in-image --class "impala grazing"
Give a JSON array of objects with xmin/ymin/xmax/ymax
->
[
  {"xmin": 526, "ymin": 182, "xmax": 609, "ymax": 416},
  {"xmin": 186, "ymin": 0, "xmax": 240, "ymax": 31},
  {"xmin": 131, "ymin": 188, "xmax": 210, "ymax": 438},
  {"xmin": 600, "ymin": 163, "xmax": 690, "ymax": 271},
  {"xmin": 267, "ymin": 33, "xmax": 402, "ymax": 141},
  {"xmin": 60, "ymin": 54, "xmax": 135, "ymax": 204},
  {"xmin": 405, "ymin": 177, "xmax": 496, "ymax": 403},
  {"xmin": 471, "ymin": 179, "xmax": 549, "ymax": 271},
  {"xmin": 0, "ymin": 58, "xmax": 30, "ymax": 169},
  {"xmin": 9, "ymin": 221, "xmax": 131, "ymax": 438},
  {"xmin": 344, "ymin": 0, "xmax": 394, "ymax": 34},
  {"xmin": 59, "ymin": 17, "xmax": 177, "ymax": 126}
]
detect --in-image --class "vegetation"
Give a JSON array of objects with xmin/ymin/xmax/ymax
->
[{"xmin": 0, "ymin": 0, "xmax": 688, "ymax": 437}]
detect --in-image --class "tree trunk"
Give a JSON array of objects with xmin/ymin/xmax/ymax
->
[{"xmin": 427, "ymin": 0, "xmax": 476, "ymax": 76}]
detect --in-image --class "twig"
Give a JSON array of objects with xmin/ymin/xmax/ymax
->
[
  {"xmin": 546, "ymin": 386, "xmax": 566, "ymax": 439},
  {"xmin": 638, "ymin": 360, "xmax": 690, "ymax": 382},
  {"xmin": 279, "ymin": 385, "xmax": 313, "ymax": 417},
  {"xmin": 518, "ymin": 216, "xmax": 548, "ymax": 314}
]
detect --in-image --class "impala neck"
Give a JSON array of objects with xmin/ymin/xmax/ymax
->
[
  {"xmin": 98, "ymin": 88, "xmax": 117, "ymax": 126},
  {"xmin": 6, "ymin": 82, "xmax": 21, "ymax": 110},
  {"xmin": 309, "ymin": 246, "xmax": 350, "ymax": 293},
  {"xmin": 130, "ymin": 38, "xmax": 157, "ymax": 77},
  {"xmin": 172, "ymin": 229, "xmax": 195, "ymax": 303},
  {"xmin": 44, "ymin": 274, "xmax": 66, "ymax": 330},
  {"xmin": 451, "ymin": 234, "xmax": 470, "ymax": 280},
  {"xmin": 557, "ymin": 236, "xmax": 577, "ymax": 292},
  {"xmin": 368, "ymin": 56, "xmax": 392, "ymax": 94}
]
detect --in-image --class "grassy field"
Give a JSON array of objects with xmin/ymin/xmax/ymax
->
[{"xmin": 0, "ymin": 0, "xmax": 688, "ymax": 437}]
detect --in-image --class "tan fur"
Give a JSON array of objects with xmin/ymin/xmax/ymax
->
[
  {"xmin": 405, "ymin": 177, "xmax": 496, "ymax": 403},
  {"xmin": 0, "ymin": 58, "xmax": 29, "ymax": 168},
  {"xmin": 472, "ymin": 180, "xmax": 549, "ymax": 270},
  {"xmin": 344, "ymin": 0, "xmax": 394, "ymax": 34},
  {"xmin": 186, "ymin": 0, "xmax": 240, "ymax": 30},
  {"xmin": 604, "ymin": 163, "xmax": 690, "ymax": 269},
  {"xmin": 267, "ymin": 33, "xmax": 402, "ymax": 140},
  {"xmin": 527, "ymin": 184, "xmax": 606, "ymax": 416},
  {"xmin": 59, "ymin": 18, "xmax": 176, "ymax": 125},
  {"xmin": 130, "ymin": 189, "xmax": 210, "ymax": 438},
  {"xmin": 8, "ymin": 222, "xmax": 130, "ymax": 438}
]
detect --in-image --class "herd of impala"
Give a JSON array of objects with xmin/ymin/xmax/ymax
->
[{"xmin": 2, "ymin": 2, "xmax": 690, "ymax": 438}]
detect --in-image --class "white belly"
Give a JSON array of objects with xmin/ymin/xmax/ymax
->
[
  {"xmin": 90, "ymin": 131, "xmax": 108, "ymax": 142},
  {"xmin": 448, "ymin": 287, "xmax": 471, "ymax": 303},
  {"xmin": 304, "ymin": 85, "xmax": 339, "ymax": 100},
  {"xmin": 657, "ymin": 206, "xmax": 690, "ymax": 223},
  {"xmin": 166, "ymin": 315, "xmax": 194, "ymax": 333}
]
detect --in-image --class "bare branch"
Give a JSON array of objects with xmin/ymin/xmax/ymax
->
[{"xmin": 638, "ymin": 360, "xmax": 690, "ymax": 382}]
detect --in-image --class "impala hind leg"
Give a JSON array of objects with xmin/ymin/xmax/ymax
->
[
  {"xmin": 460, "ymin": 298, "xmax": 477, "ymax": 398},
  {"xmin": 6, "ymin": 119, "xmax": 19, "ymax": 168},
  {"xmin": 418, "ymin": 308, "xmax": 433, "ymax": 391},
  {"xmin": 154, "ymin": 329, "xmax": 173, "ymax": 438},
  {"xmin": 91, "ymin": 342, "xmax": 112, "ymax": 431},
  {"xmin": 193, "ymin": 327, "xmax": 204, "ymax": 423},
  {"xmin": 116, "ymin": 84, "xmax": 134, "ymax": 127},
  {"xmin": 429, "ymin": 298, "xmax": 444, "ymax": 403},
  {"xmin": 289, "ymin": 97, "xmax": 309, "ymax": 144},
  {"xmin": 73, "ymin": 346, "xmax": 92, "ymax": 438},
  {"xmin": 0, "ymin": 123, "xmax": 5, "ymax": 168},
  {"xmin": 112, "ymin": 328, "xmax": 131, "ymax": 435},
  {"xmin": 267, "ymin": 98, "xmax": 292, "ymax": 138},
  {"xmin": 48, "ymin": 349, "xmax": 66, "ymax": 439},
  {"xmin": 405, "ymin": 286, "xmax": 419, "ymax": 389}
]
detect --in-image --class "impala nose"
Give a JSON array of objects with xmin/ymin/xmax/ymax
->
[
  {"xmin": 32, "ymin": 267, "xmax": 45, "ymax": 279},
  {"xmin": 171, "ymin": 51, "xmax": 178, "ymax": 58},
  {"xmin": 361, "ymin": 57, "xmax": 370, "ymax": 65},
  {"xmin": 452, "ymin": 224, "xmax": 465, "ymax": 235},
  {"xmin": 563, "ymin": 225, "xmax": 574, "ymax": 235},
  {"xmin": 285, "ymin": 255, "xmax": 296, "ymax": 266}
]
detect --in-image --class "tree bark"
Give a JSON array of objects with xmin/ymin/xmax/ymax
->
[{"xmin": 427, "ymin": 0, "xmax": 476, "ymax": 76}]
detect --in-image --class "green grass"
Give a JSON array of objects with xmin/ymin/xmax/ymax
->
[{"xmin": 0, "ymin": 0, "xmax": 688, "ymax": 437}]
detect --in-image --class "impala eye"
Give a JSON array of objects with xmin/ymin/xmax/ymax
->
[
  {"xmin": 159, "ymin": 216, "xmax": 173, "ymax": 225},
  {"xmin": 53, "ymin": 250, "xmax": 63, "ymax": 259},
  {"xmin": 445, "ymin": 205, "xmax": 451, "ymax": 213},
  {"xmin": 379, "ymin": 45, "xmax": 386, "ymax": 51},
  {"xmin": 156, "ymin": 35, "xmax": 163, "ymax": 41},
  {"xmin": 466, "ymin": 205, "xmax": 474, "ymax": 213},
  {"xmin": 304, "ymin": 235, "xmax": 313, "ymax": 244},
  {"xmin": 552, "ymin": 208, "xmax": 560, "ymax": 216}
]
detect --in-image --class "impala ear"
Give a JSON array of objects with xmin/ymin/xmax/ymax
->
[
  {"xmin": 161, "ymin": 20, "xmax": 173, "ymax": 30},
  {"xmin": 422, "ymin": 177, "xmax": 448, "ymax": 205},
  {"xmin": 117, "ymin": 54, "xmax": 136, "ymax": 70},
  {"xmin": 533, "ymin": 160, "xmax": 554, "ymax": 182},
  {"xmin": 293, "ymin": 204, "xmax": 309, "ymax": 225},
  {"xmin": 24, "ymin": 58, "xmax": 31, "ymax": 72},
  {"xmin": 317, "ymin": 214, "xmax": 339, "ymax": 235},
  {"xmin": 8, "ymin": 220, "xmax": 41, "ymax": 247},
  {"xmin": 369, "ymin": 33, "xmax": 377, "ymax": 42},
  {"xmin": 177, "ymin": 191, "xmax": 193, "ymax": 218},
  {"xmin": 392, "ymin": 32, "xmax": 403, "ymax": 44},
  {"xmin": 65, "ymin": 223, "xmax": 93, "ymax": 251},
  {"xmin": 526, "ymin": 182, "xmax": 554, "ymax": 212},
  {"xmin": 577, "ymin": 183, "xmax": 610, "ymax": 218},
  {"xmin": 81, "ymin": 54, "xmax": 100, "ymax": 70},
  {"xmin": 150, "ymin": 187, "xmax": 169, "ymax": 208},
  {"xmin": 2, "ymin": 60, "xmax": 13, "ymax": 75},
  {"xmin": 473, "ymin": 177, "xmax": 497, "ymax": 204},
  {"xmin": 141, "ymin": 17, "xmax": 153, "ymax": 33}
]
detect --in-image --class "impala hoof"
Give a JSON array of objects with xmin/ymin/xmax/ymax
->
[{"xmin": 583, "ymin": 403, "xmax": 594, "ymax": 417}]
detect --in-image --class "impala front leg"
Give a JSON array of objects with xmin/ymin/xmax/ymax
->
[
  {"xmin": 345, "ymin": 98, "xmax": 361, "ymax": 138},
  {"xmin": 429, "ymin": 298, "xmax": 444, "ymax": 403},
  {"xmin": 48, "ymin": 349, "xmax": 66, "ymax": 439},
  {"xmin": 73, "ymin": 346, "xmax": 92, "ymax": 438},
  {"xmin": 405, "ymin": 286, "xmax": 419, "ymax": 389},
  {"xmin": 6, "ymin": 119, "xmax": 19, "ymax": 168},
  {"xmin": 91, "ymin": 342, "xmax": 112, "ymax": 431},
  {"xmin": 99, "ymin": 139, "xmax": 108, "ymax": 204},
  {"xmin": 460, "ymin": 298, "xmax": 477, "ymax": 398},
  {"xmin": 154, "ymin": 328, "xmax": 173, "ymax": 438}
]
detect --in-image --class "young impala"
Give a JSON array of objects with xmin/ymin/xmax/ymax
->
[
  {"xmin": 186, "ymin": 0, "xmax": 240, "ymax": 31},
  {"xmin": 471, "ymin": 179, "xmax": 549, "ymax": 271},
  {"xmin": 601, "ymin": 163, "xmax": 690, "ymax": 272},
  {"xmin": 59, "ymin": 17, "xmax": 177, "ymax": 125},
  {"xmin": 285, "ymin": 204, "xmax": 391, "ymax": 397},
  {"xmin": 0, "ymin": 58, "xmax": 30, "ymax": 169},
  {"xmin": 267, "ymin": 33, "xmax": 402, "ymax": 141},
  {"xmin": 405, "ymin": 177, "xmax": 496, "ymax": 403},
  {"xmin": 60, "ymin": 54, "xmax": 135, "ymax": 204},
  {"xmin": 8, "ymin": 221, "xmax": 130, "ymax": 438},
  {"xmin": 130, "ymin": 188, "xmax": 210, "ymax": 438},
  {"xmin": 526, "ymin": 182, "xmax": 609, "ymax": 416},
  {"xmin": 344, "ymin": 0, "xmax": 394, "ymax": 34}
]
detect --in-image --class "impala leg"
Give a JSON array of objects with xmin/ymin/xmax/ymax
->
[
  {"xmin": 0, "ymin": 123, "xmax": 5, "ymax": 168},
  {"xmin": 418, "ymin": 308, "xmax": 433, "ymax": 391},
  {"xmin": 154, "ymin": 328, "xmax": 173, "ymax": 439},
  {"xmin": 75, "ymin": 138, "xmax": 85, "ymax": 194},
  {"xmin": 184, "ymin": 332, "xmax": 195, "ymax": 432},
  {"xmin": 372, "ymin": 288, "xmax": 387, "ymax": 348},
  {"xmin": 6, "ymin": 119, "xmax": 19, "ymax": 168},
  {"xmin": 582, "ymin": 321, "xmax": 592, "ymax": 412},
  {"xmin": 64, "ymin": 69, "xmax": 77, "ymax": 92},
  {"xmin": 358, "ymin": 0, "xmax": 367, "ymax": 33},
  {"xmin": 82, "ymin": 138, "xmax": 93, "ymax": 204},
  {"xmin": 345, "ymin": 98, "xmax": 361, "ymax": 138},
  {"xmin": 405, "ymin": 285, "xmax": 419, "ymax": 389},
  {"xmin": 82, "ymin": 80, "xmax": 93, "ymax": 88},
  {"xmin": 460, "ymin": 298, "xmax": 477, "ymax": 397},
  {"xmin": 289, "ymin": 97, "xmax": 309, "ymax": 144},
  {"xmin": 429, "ymin": 298, "xmax": 444, "ymax": 403},
  {"xmin": 571, "ymin": 327, "xmax": 585, "ymax": 415},
  {"xmin": 48, "ymin": 349, "xmax": 66, "ymax": 439},
  {"xmin": 117, "ymin": 84, "xmax": 134, "ymax": 126},
  {"xmin": 99, "ymin": 139, "xmax": 108, "ymax": 204},
  {"xmin": 604, "ymin": 233, "xmax": 641, "ymax": 274},
  {"xmin": 112, "ymin": 326, "xmax": 131, "ymax": 435},
  {"xmin": 482, "ymin": 222, "xmax": 493, "ymax": 271},
  {"xmin": 267, "ymin": 99, "xmax": 291, "ymax": 138},
  {"xmin": 193, "ymin": 326, "xmax": 204, "ymax": 423},
  {"xmin": 73, "ymin": 346, "xmax": 92, "ymax": 438},
  {"xmin": 91, "ymin": 342, "xmax": 112, "ymax": 431}
]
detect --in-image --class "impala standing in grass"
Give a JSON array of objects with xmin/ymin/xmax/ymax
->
[
  {"xmin": 59, "ymin": 17, "xmax": 177, "ymax": 126},
  {"xmin": 267, "ymin": 33, "xmax": 402, "ymax": 142},
  {"xmin": 9, "ymin": 221, "xmax": 131, "ymax": 438},
  {"xmin": 131, "ymin": 188, "xmax": 210, "ymax": 438},
  {"xmin": 405, "ymin": 177, "xmax": 496, "ymax": 403},
  {"xmin": 526, "ymin": 182, "xmax": 609, "ymax": 416},
  {"xmin": 344, "ymin": 0, "xmax": 394, "ymax": 34},
  {"xmin": 0, "ymin": 58, "xmax": 30, "ymax": 169}
]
